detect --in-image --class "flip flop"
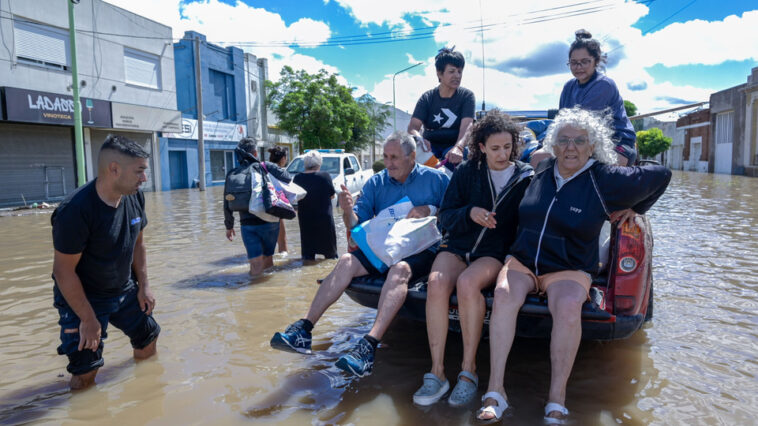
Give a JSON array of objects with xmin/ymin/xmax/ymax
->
[
  {"xmin": 476, "ymin": 391, "xmax": 509, "ymax": 423},
  {"xmin": 544, "ymin": 402, "xmax": 569, "ymax": 424}
]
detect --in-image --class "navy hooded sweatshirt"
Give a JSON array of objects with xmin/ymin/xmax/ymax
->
[{"xmin": 510, "ymin": 158, "xmax": 671, "ymax": 276}]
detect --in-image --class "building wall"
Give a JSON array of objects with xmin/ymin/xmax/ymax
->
[
  {"xmin": 173, "ymin": 31, "xmax": 245, "ymax": 124},
  {"xmin": 744, "ymin": 67, "xmax": 758, "ymax": 177},
  {"xmin": 675, "ymin": 109, "xmax": 710, "ymax": 172},
  {"xmin": 710, "ymin": 84, "xmax": 747, "ymax": 175},
  {"xmin": 243, "ymin": 53, "xmax": 268, "ymax": 143},
  {"xmin": 0, "ymin": 0, "xmax": 176, "ymax": 110}
]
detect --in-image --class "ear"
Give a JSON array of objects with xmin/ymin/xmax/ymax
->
[
  {"xmin": 108, "ymin": 160, "xmax": 120, "ymax": 176},
  {"xmin": 409, "ymin": 150, "xmax": 416, "ymax": 162},
  {"xmin": 479, "ymin": 142, "xmax": 486, "ymax": 152}
]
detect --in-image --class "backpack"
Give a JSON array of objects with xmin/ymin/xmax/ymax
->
[{"xmin": 223, "ymin": 163, "xmax": 254, "ymax": 212}]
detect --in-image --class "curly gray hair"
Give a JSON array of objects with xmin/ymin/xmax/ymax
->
[{"xmin": 543, "ymin": 106, "xmax": 617, "ymax": 164}]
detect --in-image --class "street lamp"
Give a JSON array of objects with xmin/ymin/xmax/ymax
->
[{"xmin": 393, "ymin": 62, "xmax": 423, "ymax": 130}]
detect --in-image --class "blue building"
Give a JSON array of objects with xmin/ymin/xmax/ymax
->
[{"xmin": 161, "ymin": 31, "xmax": 247, "ymax": 190}]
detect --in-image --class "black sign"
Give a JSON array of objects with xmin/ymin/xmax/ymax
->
[{"xmin": 2, "ymin": 87, "xmax": 112, "ymax": 128}]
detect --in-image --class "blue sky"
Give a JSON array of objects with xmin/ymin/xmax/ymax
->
[{"xmin": 110, "ymin": 0, "xmax": 758, "ymax": 115}]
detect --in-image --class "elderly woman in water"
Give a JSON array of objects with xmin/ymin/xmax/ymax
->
[{"xmin": 477, "ymin": 106, "xmax": 671, "ymax": 423}]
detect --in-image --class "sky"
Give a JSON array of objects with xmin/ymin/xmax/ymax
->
[{"xmin": 104, "ymin": 0, "xmax": 758, "ymax": 117}]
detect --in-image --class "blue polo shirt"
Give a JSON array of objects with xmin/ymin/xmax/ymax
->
[{"xmin": 354, "ymin": 164, "xmax": 450, "ymax": 223}]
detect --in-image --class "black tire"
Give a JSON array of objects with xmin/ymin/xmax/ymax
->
[{"xmin": 644, "ymin": 279, "xmax": 654, "ymax": 322}]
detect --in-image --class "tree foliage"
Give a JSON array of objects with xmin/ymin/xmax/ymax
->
[
  {"xmin": 352, "ymin": 94, "xmax": 391, "ymax": 149},
  {"xmin": 636, "ymin": 127, "xmax": 672, "ymax": 159},
  {"xmin": 623, "ymin": 100, "xmax": 638, "ymax": 117},
  {"xmin": 266, "ymin": 66, "xmax": 371, "ymax": 151}
]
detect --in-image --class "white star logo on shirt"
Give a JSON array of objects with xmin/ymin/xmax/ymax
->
[{"xmin": 433, "ymin": 113, "xmax": 443, "ymax": 124}]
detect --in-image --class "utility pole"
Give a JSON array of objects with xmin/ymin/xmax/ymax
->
[
  {"xmin": 194, "ymin": 36, "xmax": 206, "ymax": 191},
  {"xmin": 67, "ymin": 0, "xmax": 85, "ymax": 186},
  {"xmin": 393, "ymin": 62, "xmax": 423, "ymax": 130}
]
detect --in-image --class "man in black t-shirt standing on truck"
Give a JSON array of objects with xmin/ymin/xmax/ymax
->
[
  {"xmin": 408, "ymin": 47, "xmax": 476, "ymax": 171},
  {"xmin": 51, "ymin": 135, "xmax": 160, "ymax": 390}
]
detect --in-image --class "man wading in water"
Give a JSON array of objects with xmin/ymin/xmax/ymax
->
[{"xmin": 51, "ymin": 135, "xmax": 160, "ymax": 390}]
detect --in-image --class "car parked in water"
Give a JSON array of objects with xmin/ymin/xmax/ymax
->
[{"xmin": 286, "ymin": 149, "xmax": 374, "ymax": 206}]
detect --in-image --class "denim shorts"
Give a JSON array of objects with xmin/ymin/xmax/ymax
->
[
  {"xmin": 54, "ymin": 282, "xmax": 160, "ymax": 375},
  {"xmin": 241, "ymin": 222, "xmax": 280, "ymax": 259}
]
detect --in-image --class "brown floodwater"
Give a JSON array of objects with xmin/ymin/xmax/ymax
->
[{"xmin": 0, "ymin": 170, "xmax": 756, "ymax": 425}]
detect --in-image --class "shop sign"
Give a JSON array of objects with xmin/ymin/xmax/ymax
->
[
  {"xmin": 111, "ymin": 103, "xmax": 181, "ymax": 132},
  {"xmin": 163, "ymin": 118, "xmax": 246, "ymax": 142},
  {"xmin": 2, "ymin": 87, "xmax": 111, "ymax": 127}
]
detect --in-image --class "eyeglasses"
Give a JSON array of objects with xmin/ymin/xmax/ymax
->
[
  {"xmin": 556, "ymin": 137, "xmax": 589, "ymax": 147},
  {"xmin": 566, "ymin": 59, "xmax": 593, "ymax": 68}
]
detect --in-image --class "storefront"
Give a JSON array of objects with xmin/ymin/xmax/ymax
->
[
  {"xmin": 88, "ymin": 102, "xmax": 181, "ymax": 192},
  {"xmin": 0, "ymin": 87, "xmax": 111, "ymax": 206},
  {"xmin": 161, "ymin": 118, "xmax": 247, "ymax": 190}
]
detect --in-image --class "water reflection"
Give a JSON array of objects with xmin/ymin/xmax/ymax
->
[{"xmin": 0, "ymin": 171, "xmax": 756, "ymax": 424}]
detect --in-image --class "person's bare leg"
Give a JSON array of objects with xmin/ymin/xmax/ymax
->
[
  {"xmin": 70, "ymin": 369, "xmax": 98, "ymax": 390},
  {"xmin": 263, "ymin": 255, "xmax": 274, "ymax": 270},
  {"xmin": 478, "ymin": 268, "xmax": 533, "ymax": 421},
  {"xmin": 248, "ymin": 256, "xmax": 265, "ymax": 277},
  {"xmin": 277, "ymin": 219, "xmax": 288, "ymax": 253},
  {"xmin": 545, "ymin": 280, "xmax": 586, "ymax": 419},
  {"xmin": 367, "ymin": 262, "xmax": 413, "ymax": 340},
  {"xmin": 426, "ymin": 252, "xmax": 466, "ymax": 380},
  {"xmin": 305, "ymin": 253, "xmax": 368, "ymax": 325},
  {"xmin": 134, "ymin": 339, "xmax": 158, "ymax": 360},
  {"xmin": 455, "ymin": 257, "xmax": 502, "ymax": 378}
]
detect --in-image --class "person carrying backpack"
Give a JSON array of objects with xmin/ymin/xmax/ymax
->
[{"xmin": 223, "ymin": 137, "xmax": 292, "ymax": 277}]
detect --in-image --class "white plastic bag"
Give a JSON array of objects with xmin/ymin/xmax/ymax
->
[{"xmin": 369, "ymin": 217, "xmax": 442, "ymax": 267}]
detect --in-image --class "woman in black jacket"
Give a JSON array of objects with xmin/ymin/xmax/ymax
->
[
  {"xmin": 477, "ymin": 107, "xmax": 671, "ymax": 423},
  {"xmin": 413, "ymin": 110, "xmax": 533, "ymax": 407}
]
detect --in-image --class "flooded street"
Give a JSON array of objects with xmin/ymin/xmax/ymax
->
[{"xmin": 1, "ymin": 170, "xmax": 757, "ymax": 425}]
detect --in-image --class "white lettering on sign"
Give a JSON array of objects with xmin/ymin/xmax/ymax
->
[{"xmin": 27, "ymin": 94, "xmax": 76, "ymax": 113}]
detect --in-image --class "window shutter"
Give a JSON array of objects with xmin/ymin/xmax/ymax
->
[
  {"xmin": 124, "ymin": 48, "xmax": 160, "ymax": 89},
  {"xmin": 13, "ymin": 20, "xmax": 69, "ymax": 66}
]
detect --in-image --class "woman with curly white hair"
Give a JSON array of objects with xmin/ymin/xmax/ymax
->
[{"xmin": 476, "ymin": 106, "xmax": 671, "ymax": 424}]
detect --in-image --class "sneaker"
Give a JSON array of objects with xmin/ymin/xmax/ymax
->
[
  {"xmin": 334, "ymin": 337, "xmax": 375, "ymax": 377},
  {"xmin": 270, "ymin": 320, "xmax": 312, "ymax": 354}
]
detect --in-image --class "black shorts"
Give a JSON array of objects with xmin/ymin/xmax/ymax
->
[
  {"xmin": 351, "ymin": 248, "xmax": 436, "ymax": 282},
  {"xmin": 54, "ymin": 283, "xmax": 160, "ymax": 375}
]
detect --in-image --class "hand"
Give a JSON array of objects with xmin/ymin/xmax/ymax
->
[
  {"xmin": 338, "ymin": 184, "xmax": 354, "ymax": 211},
  {"xmin": 226, "ymin": 228, "xmax": 235, "ymax": 241},
  {"xmin": 446, "ymin": 145, "xmax": 464, "ymax": 164},
  {"xmin": 616, "ymin": 154, "xmax": 629, "ymax": 166},
  {"xmin": 78, "ymin": 317, "xmax": 101, "ymax": 352},
  {"xmin": 138, "ymin": 284, "xmax": 156, "ymax": 315},
  {"xmin": 470, "ymin": 207, "xmax": 497, "ymax": 229},
  {"xmin": 406, "ymin": 205, "xmax": 431, "ymax": 219},
  {"xmin": 609, "ymin": 208, "xmax": 636, "ymax": 225}
]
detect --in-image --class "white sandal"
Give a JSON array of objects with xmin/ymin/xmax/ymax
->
[
  {"xmin": 544, "ymin": 402, "xmax": 569, "ymax": 424},
  {"xmin": 476, "ymin": 391, "xmax": 509, "ymax": 423}
]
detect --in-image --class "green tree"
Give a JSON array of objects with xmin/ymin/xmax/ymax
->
[
  {"xmin": 353, "ymin": 94, "xmax": 391, "ymax": 157},
  {"xmin": 623, "ymin": 100, "xmax": 638, "ymax": 117},
  {"xmin": 266, "ymin": 66, "xmax": 370, "ymax": 151},
  {"xmin": 636, "ymin": 127, "xmax": 672, "ymax": 159}
]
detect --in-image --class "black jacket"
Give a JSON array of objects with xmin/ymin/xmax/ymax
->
[
  {"xmin": 438, "ymin": 159, "xmax": 534, "ymax": 262},
  {"xmin": 223, "ymin": 147, "xmax": 291, "ymax": 229},
  {"xmin": 510, "ymin": 158, "xmax": 671, "ymax": 276}
]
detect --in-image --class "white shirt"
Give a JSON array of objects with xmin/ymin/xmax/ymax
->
[
  {"xmin": 489, "ymin": 164, "xmax": 516, "ymax": 195},
  {"xmin": 554, "ymin": 159, "xmax": 596, "ymax": 191}
]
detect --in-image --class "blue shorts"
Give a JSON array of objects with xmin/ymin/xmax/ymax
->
[
  {"xmin": 54, "ymin": 282, "xmax": 160, "ymax": 375},
  {"xmin": 241, "ymin": 222, "xmax": 280, "ymax": 259}
]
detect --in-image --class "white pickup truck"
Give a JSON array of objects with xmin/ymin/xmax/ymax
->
[{"xmin": 286, "ymin": 149, "xmax": 374, "ymax": 206}]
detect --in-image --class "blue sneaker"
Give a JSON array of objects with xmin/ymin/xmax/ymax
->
[
  {"xmin": 270, "ymin": 320, "xmax": 312, "ymax": 354},
  {"xmin": 335, "ymin": 337, "xmax": 375, "ymax": 377}
]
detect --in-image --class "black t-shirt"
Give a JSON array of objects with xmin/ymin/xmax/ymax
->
[
  {"xmin": 412, "ymin": 86, "xmax": 476, "ymax": 147},
  {"xmin": 52, "ymin": 180, "xmax": 148, "ymax": 298},
  {"xmin": 293, "ymin": 171, "xmax": 335, "ymax": 217}
]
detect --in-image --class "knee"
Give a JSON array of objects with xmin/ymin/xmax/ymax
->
[
  {"xmin": 387, "ymin": 263, "xmax": 412, "ymax": 286},
  {"xmin": 456, "ymin": 276, "xmax": 479, "ymax": 301},
  {"xmin": 428, "ymin": 273, "xmax": 452, "ymax": 300},
  {"xmin": 493, "ymin": 284, "xmax": 521, "ymax": 309},
  {"xmin": 550, "ymin": 296, "xmax": 583, "ymax": 324}
]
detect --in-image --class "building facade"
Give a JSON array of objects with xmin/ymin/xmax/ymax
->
[
  {"xmin": 743, "ymin": 67, "xmax": 758, "ymax": 177},
  {"xmin": 0, "ymin": 0, "xmax": 179, "ymax": 206},
  {"xmin": 161, "ymin": 31, "xmax": 247, "ymax": 190},
  {"xmin": 676, "ymin": 109, "xmax": 710, "ymax": 173}
]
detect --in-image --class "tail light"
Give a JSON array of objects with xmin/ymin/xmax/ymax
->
[
  {"xmin": 616, "ymin": 220, "xmax": 643, "ymax": 275},
  {"xmin": 614, "ymin": 219, "xmax": 645, "ymax": 315}
]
